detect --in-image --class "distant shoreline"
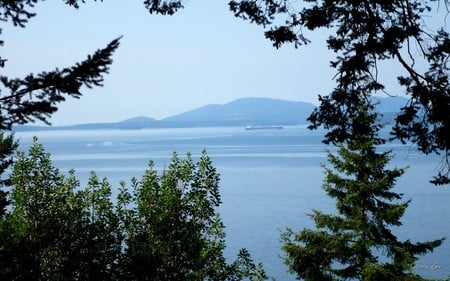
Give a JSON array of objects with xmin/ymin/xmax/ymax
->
[{"xmin": 11, "ymin": 96, "xmax": 405, "ymax": 132}]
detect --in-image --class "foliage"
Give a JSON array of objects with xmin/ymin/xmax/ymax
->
[
  {"xmin": 226, "ymin": 0, "xmax": 450, "ymax": 184},
  {"xmin": 0, "ymin": 139, "xmax": 266, "ymax": 280},
  {"xmin": 0, "ymin": 132, "xmax": 17, "ymax": 216},
  {"xmin": 0, "ymin": 35, "xmax": 121, "ymax": 129},
  {"xmin": 1, "ymin": 1, "xmax": 448, "ymax": 279},
  {"xmin": 0, "ymin": 2, "xmax": 265, "ymax": 279},
  {"xmin": 123, "ymin": 0, "xmax": 450, "ymax": 184},
  {"xmin": 0, "ymin": 0, "xmax": 121, "ymax": 219},
  {"xmin": 1, "ymin": 0, "xmax": 122, "ymax": 129},
  {"xmin": 0, "ymin": 138, "xmax": 122, "ymax": 280},
  {"xmin": 119, "ymin": 150, "xmax": 267, "ymax": 280},
  {"xmin": 281, "ymin": 105, "xmax": 444, "ymax": 280}
]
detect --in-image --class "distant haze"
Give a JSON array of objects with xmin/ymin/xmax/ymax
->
[{"xmin": 14, "ymin": 96, "xmax": 409, "ymax": 131}]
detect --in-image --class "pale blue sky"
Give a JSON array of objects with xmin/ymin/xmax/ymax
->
[
  {"xmin": 3, "ymin": 1, "xmax": 439, "ymax": 126},
  {"xmin": 1, "ymin": 1, "xmax": 338, "ymax": 125}
]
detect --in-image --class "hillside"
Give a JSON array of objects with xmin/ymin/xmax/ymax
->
[
  {"xmin": 12, "ymin": 96, "xmax": 409, "ymax": 131},
  {"xmin": 162, "ymin": 97, "xmax": 316, "ymax": 126}
]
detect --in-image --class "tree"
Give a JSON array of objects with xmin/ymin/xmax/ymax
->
[
  {"xmin": 0, "ymin": 138, "xmax": 123, "ymax": 280},
  {"xmin": 119, "ymin": 151, "xmax": 267, "ymax": 280},
  {"xmin": 281, "ymin": 103, "xmax": 443, "ymax": 280},
  {"xmin": 0, "ymin": 0, "xmax": 121, "ymax": 215},
  {"xmin": 0, "ymin": 133, "xmax": 17, "ymax": 216},
  {"xmin": 0, "ymin": 2, "xmax": 267, "ymax": 279},
  {"xmin": 129, "ymin": 1, "xmax": 450, "ymax": 277},
  {"xmin": 139, "ymin": 0, "xmax": 450, "ymax": 184},
  {"xmin": 226, "ymin": 0, "xmax": 450, "ymax": 184},
  {"xmin": 0, "ymin": 139, "xmax": 266, "ymax": 280},
  {"xmin": 0, "ymin": 0, "xmax": 122, "ymax": 128}
]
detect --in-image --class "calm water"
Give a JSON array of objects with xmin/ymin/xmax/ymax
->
[{"xmin": 14, "ymin": 126, "xmax": 450, "ymax": 280}]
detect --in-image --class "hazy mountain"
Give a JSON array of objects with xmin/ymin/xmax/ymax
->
[
  {"xmin": 162, "ymin": 97, "xmax": 316, "ymax": 126},
  {"xmin": 66, "ymin": 117, "xmax": 158, "ymax": 130},
  {"xmin": 12, "ymin": 117, "xmax": 158, "ymax": 131},
  {"xmin": 120, "ymin": 116, "xmax": 157, "ymax": 123},
  {"xmin": 12, "ymin": 96, "xmax": 409, "ymax": 131}
]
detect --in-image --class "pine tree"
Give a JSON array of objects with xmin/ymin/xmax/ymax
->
[
  {"xmin": 282, "ymin": 104, "xmax": 444, "ymax": 281},
  {"xmin": 1, "ymin": 1, "xmax": 121, "ymax": 214}
]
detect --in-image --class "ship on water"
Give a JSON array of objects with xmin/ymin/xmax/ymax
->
[{"xmin": 245, "ymin": 125, "xmax": 283, "ymax": 130}]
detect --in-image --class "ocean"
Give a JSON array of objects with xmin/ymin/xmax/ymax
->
[{"xmin": 14, "ymin": 126, "xmax": 450, "ymax": 280}]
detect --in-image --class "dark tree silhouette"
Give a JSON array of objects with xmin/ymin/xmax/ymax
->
[
  {"xmin": 3, "ymin": 2, "xmax": 450, "ymax": 185},
  {"xmin": 0, "ymin": 1, "xmax": 120, "ymax": 213},
  {"xmin": 140, "ymin": 0, "xmax": 450, "ymax": 184},
  {"xmin": 227, "ymin": 0, "xmax": 450, "ymax": 184},
  {"xmin": 0, "ymin": 37, "xmax": 120, "ymax": 129}
]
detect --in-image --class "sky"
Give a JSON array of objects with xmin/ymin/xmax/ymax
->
[
  {"xmin": 2, "ymin": 0, "xmax": 440, "ymax": 126},
  {"xmin": 1, "ymin": 0, "xmax": 340, "ymax": 126}
]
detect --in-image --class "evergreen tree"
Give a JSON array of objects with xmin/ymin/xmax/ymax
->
[
  {"xmin": 282, "ymin": 104, "xmax": 444, "ymax": 280},
  {"xmin": 1, "ymin": 1, "xmax": 121, "ymax": 214}
]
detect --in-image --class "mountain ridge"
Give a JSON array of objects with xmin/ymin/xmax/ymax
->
[
  {"xmin": 12, "ymin": 96, "xmax": 408, "ymax": 131},
  {"xmin": 162, "ymin": 97, "xmax": 316, "ymax": 125}
]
